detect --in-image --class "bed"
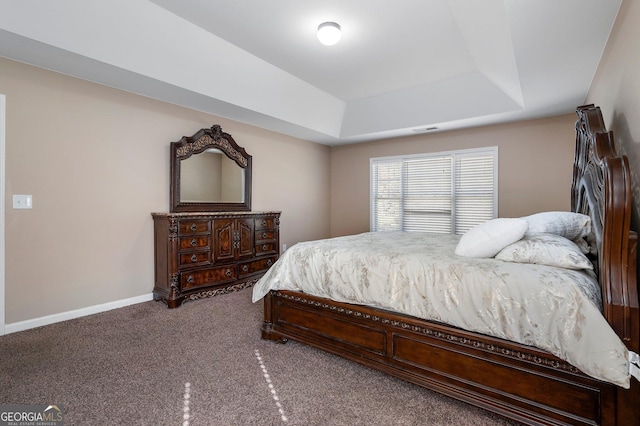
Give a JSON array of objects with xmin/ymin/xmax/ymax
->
[{"xmin": 254, "ymin": 105, "xmax": 639, "ymax": 425}]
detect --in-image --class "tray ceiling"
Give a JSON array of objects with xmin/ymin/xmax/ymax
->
[{"xmin": 0, "ymin": 0, "xmax": 622, "ymax": 145}]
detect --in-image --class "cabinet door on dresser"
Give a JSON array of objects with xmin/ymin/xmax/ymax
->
[{"xmin": 213, "ymin": 218, "xmax": 254, "ymax": 262}]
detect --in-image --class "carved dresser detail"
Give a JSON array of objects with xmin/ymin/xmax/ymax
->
[{"xmin": 152, "ymin": 211, "xmax": 280, "ymax": 308}]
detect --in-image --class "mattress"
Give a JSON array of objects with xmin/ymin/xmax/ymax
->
[{"xmin": 253, "ymin": 231, "xmax": 630, "ymax": 387}]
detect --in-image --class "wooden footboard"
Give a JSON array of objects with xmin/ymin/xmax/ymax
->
[{"xmin": 263, "ymin": 290, "xmax": 636, "ymax": 426}]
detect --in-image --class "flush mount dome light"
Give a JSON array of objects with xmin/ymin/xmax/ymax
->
[{"xmin": 317, "ymin": 22, "xmax": 341, "ymax": 46}]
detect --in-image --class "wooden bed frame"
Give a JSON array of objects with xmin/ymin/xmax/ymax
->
[{"xmin": 260, "ymin": 105, "xmax": 639, "ymax": 425}]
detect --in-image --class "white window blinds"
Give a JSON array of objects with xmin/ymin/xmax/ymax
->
[{"xmin": 371, "ymin": 147, "xmax": 497, "ymax": 234}]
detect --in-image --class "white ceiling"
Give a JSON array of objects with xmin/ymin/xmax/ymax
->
[{"xmin": 0, "ymin": 0, "xmax": 622, "ymax": 145}]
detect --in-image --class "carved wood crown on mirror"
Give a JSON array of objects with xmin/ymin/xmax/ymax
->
[{"xmin": 170, "ymin": 124, "xmax": 252, "ymax": 212}]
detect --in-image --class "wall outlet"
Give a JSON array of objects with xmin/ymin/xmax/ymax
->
[{"xmin": 13, "ymin": 194, "xmax": 32, "ymax": 209}]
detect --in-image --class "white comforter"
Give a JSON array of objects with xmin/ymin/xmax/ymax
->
[{"xmin": 253, "ymin": 231, "xmax": 631, "ymax": 388}]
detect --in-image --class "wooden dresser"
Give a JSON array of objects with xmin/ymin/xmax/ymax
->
[{"xmin": 152, "ymin": 211, "xmax": 280, "ymax": 308}]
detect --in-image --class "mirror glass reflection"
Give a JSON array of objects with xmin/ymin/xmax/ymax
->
[{"xmin": 179, "ymin": 149, "xmax": 245, "ymax": 203}]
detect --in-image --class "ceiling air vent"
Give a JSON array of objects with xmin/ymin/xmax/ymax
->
[{"xmin": 412, "ymin": 126, "xmax": 439, "ymax": 133}]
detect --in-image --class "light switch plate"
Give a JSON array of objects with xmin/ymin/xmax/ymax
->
[{"xmin": 13, "ymin": 195, "xmax": 32, "ymax": 209}]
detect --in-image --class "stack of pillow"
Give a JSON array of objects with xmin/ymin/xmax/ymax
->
[{"xmin": 454, "ymin": 212, "xmax": 594, "ymax": 270}]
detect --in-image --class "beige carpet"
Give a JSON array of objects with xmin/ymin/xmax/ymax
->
[{"xmin": 0, "ymin": 289, "xmax": 521, "ymax": 425}]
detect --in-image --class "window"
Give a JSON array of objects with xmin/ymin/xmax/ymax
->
[{"xmin": 370, "ymin": 147, "xmax": 497, "ymax": 234}]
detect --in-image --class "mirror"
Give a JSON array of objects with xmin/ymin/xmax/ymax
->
[{"xmin": 170, "ymin": 125, "xmax": 252, "ymax": 212}]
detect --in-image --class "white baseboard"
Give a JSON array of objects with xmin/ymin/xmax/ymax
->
[{"xmin": 3, "ymin": 293, "xmax": 155, "ymax": 335}]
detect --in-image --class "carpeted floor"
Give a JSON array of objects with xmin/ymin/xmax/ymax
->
[{"xmin": 0, "ymin": 289, "xmax": 522, "ymax": 425}]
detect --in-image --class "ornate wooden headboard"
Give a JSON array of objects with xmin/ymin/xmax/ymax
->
[{"xmin": 572, "ymin": 104, "xmax": 639, "ymax": 352}]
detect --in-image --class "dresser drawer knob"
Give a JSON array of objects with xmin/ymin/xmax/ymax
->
[
  {"xmin": 186, "ymin": 275, "xmax": 194, "ymax": 284},
  {"xmin": 242, "ymin": 265, "xmax": 249, "ymax": 272},
  {"xmin": 225, "ymin": 269, "xmax": 232, "ymax": 277},
  {"xmin": 190, "ymin": 239, "xmax": 197, "ymax": 247},
  {"xmin": 262, "ymin": 232, "xmax": 267, "ymax": 239},
  {"xmin": 190, "ymin": 254, "xmax": 198, "ymax": 263},
  {"xmin": 261, "ymin": 220, "xmax": 267, "ymax": 226},
  {"xmin": 262, "ymin": 244, "xmax": 268, "ymax": 251},
  {"xmin": 190, "ymin": 223, "xmax": 197, "ymax": 231},
  {"xmin": 267, "ymin": 259, "xmax": 273, "ymax": 267}
]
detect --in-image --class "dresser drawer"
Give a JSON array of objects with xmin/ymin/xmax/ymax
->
[
  {"xmin": 179, "ymin": 235, "xmax": 211, "ymax": 250},
  {"xmin": 255, "ymin": 217, "xmax": 277, "ymax": 230},
  {"xmin": 181, "ymin": 266, "xmax": 237, "ymax": 290},
  {"xmin": 179, "ymin": 220, "xmax": 210, "ymax": 235},
  {"xmin": 255, "ymin": 242, "xmax": 277, "ymax": 256},
  {"xmin": 255, "ymin": 230, "xmax": 276, "ymax": 241},
  {"xmin": 179, "ymin": 251, "xmax": 211, "ymax": 268},
  {"xmin": 239, "ymin": 256, "xmax": 277, "ymax": 278}
]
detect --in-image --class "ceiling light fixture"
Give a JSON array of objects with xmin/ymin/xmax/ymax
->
[{"xmin": 317, "ymin": 22, "xmax": 341, "ymax": 46}]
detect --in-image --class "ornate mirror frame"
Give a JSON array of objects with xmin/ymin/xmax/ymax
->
[{"xmin": 170, "ymin": 125, "xmax": 252, "ymax": 212}]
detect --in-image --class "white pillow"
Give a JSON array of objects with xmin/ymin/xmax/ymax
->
[
  {"xmin": 573, "ymin": 237, "xmax": 592, "ymax": 255},
  {"xmin": 495, "ymin": 233, "xmax": 593, "ymax": 270},
  {"xmin": 455, "ymin": 218, "xmax": 528, "ymax": 258},
  {"xmin": 523, "ymin": 211, "xmax": 591, "ymax": 240}
]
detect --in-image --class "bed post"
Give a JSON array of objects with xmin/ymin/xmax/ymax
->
[
  {"xmin": 574, "ymin": 105, "xmax": 640, "ymax": 424},
  {"xmin": 616, "ymin": 222, "xmax": 639, "ymax": 424},
  {"xmin": 261, "ymin": 291, "xmax": 287, "ymax": 343}
]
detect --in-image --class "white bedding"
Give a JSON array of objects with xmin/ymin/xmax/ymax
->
[{"xmin": 253, "ymin": 231, "xmax": 631, "ymax": 388}]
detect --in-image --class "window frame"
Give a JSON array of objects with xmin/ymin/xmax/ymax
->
[{"xmin": 369, "ymin": 146, "xmax": 498, "ymax": 234}]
